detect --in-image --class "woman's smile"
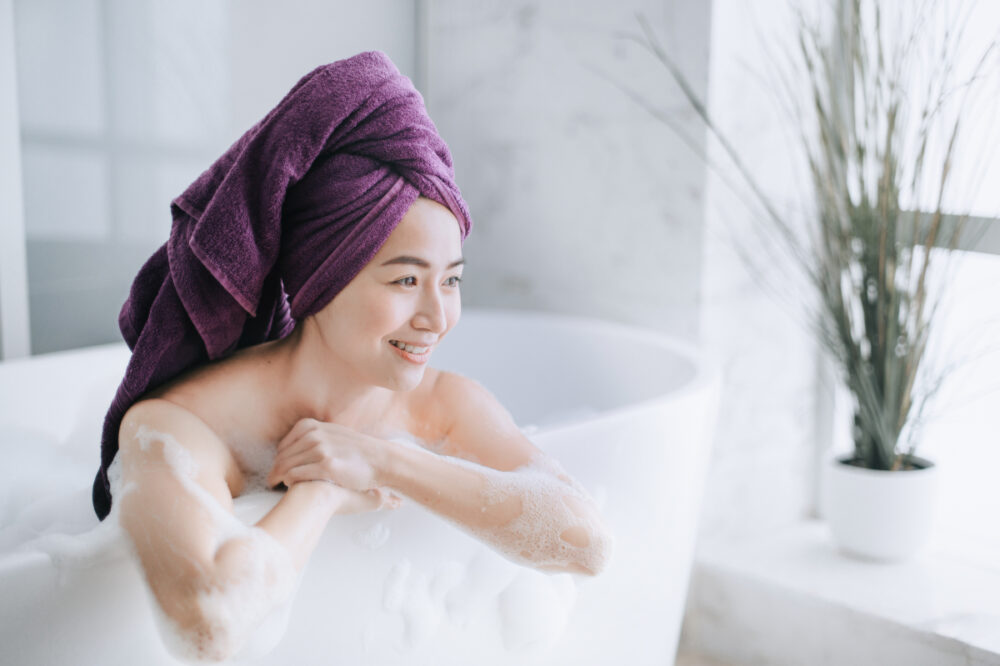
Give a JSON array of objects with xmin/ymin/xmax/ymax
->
[{"xmin": 388, "ymin": 339, "xmax": 433, "ymax": 364}]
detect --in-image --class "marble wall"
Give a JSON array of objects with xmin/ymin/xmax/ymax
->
[
  {"xmin": 426, "ymin": 0, "xmax": 712, "ymax": 341},
  {"xmin": 10, "ymin": 0, "xmax": 822, "ymax": 544},
  {"xmin": 425, "ymin": 0, "xmax": 820, "ymax": 543},
  {"xmin": 694, "ymin": 0, "xmax": 823, "ymax": 540}
]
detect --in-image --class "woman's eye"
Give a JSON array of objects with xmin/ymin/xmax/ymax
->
[{"xmin": 393, "ymin": 276, "xmax": 461, "ymax": 287}]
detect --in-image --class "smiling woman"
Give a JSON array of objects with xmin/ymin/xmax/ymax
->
[
  {"xmin": 78, "ymin": 49, "xmax": 613, "ymax": 662},
  {"xmin": 0, "ymin": 308, "xmax": 718, "ymax": 666},
  {"xmin": 294, "ymin": 196, "xmax": 466, "ymax": 392}
]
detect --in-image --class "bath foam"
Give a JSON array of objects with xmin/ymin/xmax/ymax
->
[
  {"xmin": 365, "ymin": 433, "xmax": 597, "ymax": 657},
  {"xmin": 6, "ymin": 454, "xmax": 134, "ymax": 577},
  {"xmin": 382, "ymin": 432, "xmax": 612, "ymax": 572},
  {"xmin": 353, "ymin": 521, "xmax": 391, "ymax": 550},
  {"xmin": 442, "ymin": 546, "xmax": 520, "ymax": 629},
  {"xmin": 118, "ymin": 425, "xmax": 300, "ymax": 662},
  {"xmin": 416, "ymin": 445, "xmax": 614, "ymax": 576},
  {"xmin": 379, "ymin": 557, "xmax": 469, "ymax": 651},
  {"xmin": 225, "ymin": 436, "xmax": 278, "ymax": 494},
  {"xmin": 497, "ymin": 568, "xmax": 577, "ymax": 653},
  {"xmin": 373, "ymin": 545, "xmax": 578, "ymax": 659}
]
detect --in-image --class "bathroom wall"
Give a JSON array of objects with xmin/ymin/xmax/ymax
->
[
  {"xmin": 14, "ymin": 0, "xmax": 711, "ymax": 347},
  {"xmin": 12, "ymin": 0, "xmax": 416, "ymax": 354},
  {"xmin": 425, "ymin": 0, "xmax": 711, "ymax": 341},
  {"xmin": 10, "ymin": 0, "xmax": 819, "ymax": 542},
  {"xmin": 694, "ymin": 0, "xmax": 821, "ymax": 539},
  {"xmin": 425, "ymin": 0, "xmax": 817, "ymax": 540}
]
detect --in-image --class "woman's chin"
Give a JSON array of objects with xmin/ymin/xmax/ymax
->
[{"xmin": 382, "ymin": 368, "xmax": 426, "ymax": 392}]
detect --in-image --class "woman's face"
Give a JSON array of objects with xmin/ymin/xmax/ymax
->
[{"xmin": 313, "ymin": 196, "xmax": 465, "ymax": 391}]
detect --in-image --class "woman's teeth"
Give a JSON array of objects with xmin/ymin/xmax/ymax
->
[{"xmin": 390, "ymin": 340, "xmax": 429, "ymax": 354}]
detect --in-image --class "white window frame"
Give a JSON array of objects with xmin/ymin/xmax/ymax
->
[{"xmin": 0, "ymin": 0, "xmax": 30, "ymax": 361}]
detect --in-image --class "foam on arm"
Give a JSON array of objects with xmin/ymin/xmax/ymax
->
[{"xmin": 382, "ymin": 438, "xmax": 614, "ymax": 576}]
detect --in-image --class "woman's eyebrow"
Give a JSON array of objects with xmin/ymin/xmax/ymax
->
[{"xmin": 380, "ymin": 256, "xmax": 465, "ymax": 269}]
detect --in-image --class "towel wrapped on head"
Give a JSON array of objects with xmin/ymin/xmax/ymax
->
[{"xmin": 92, "ymin": 50, "xmax": 473, "ymax": 520}]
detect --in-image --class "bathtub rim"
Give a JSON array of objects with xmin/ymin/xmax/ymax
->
[
  {"xmin": 442, "ymin": 307, "xmax": 722, "ymax": 431},
  {"xmin": 0, "ymin": 307, "xmax": 722, "ymax": 437}
]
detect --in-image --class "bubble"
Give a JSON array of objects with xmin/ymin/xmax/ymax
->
[
  {"xmin": 121, "ymin": 426, "xmax": 300, "ymax": 661},
  {"xmin": 394, "ymin": 441, "xmax": 613, "ymax": 576},
  {"xmin": 354, "ymin": 521, "xmax": 391, "ymax": 550}
]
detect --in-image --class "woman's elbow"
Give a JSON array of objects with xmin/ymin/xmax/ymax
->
[
  {"xmin": 546, "ymin": 527, "xmax": 613, "ymax": 576},
  {"xmin": 578, "ymin": 529, "xmax": 614, "ymax": 576}
]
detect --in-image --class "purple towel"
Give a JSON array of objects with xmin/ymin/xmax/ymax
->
[{"xmin": 92, "ymin": 51, "xmax": 472, "ymax": 520}]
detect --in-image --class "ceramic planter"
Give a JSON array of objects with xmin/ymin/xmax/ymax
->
[{"xmin": 821, "ymin": 453, "xmax": 940, "ymax": 562}]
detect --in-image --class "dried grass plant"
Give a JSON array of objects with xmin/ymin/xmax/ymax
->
[{"xmin": 617, "ymin": 1, "xmax": 999, "ymax": 471}]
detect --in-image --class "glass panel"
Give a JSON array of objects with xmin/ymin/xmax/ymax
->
[{"xmin": 13, "ymin": 0, "xmax": 416, "ymax": 355}]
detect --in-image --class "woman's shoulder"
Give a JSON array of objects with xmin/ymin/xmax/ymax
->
[
  {"xmin": 408, "ymin": 369, "xmax": 507, "ymax": 437},
  {"xmin": 414, "ymin": 368, "xmax": 540, "ymax": 471},
  {"xmin": 130, "ymin": 352, "xmax": 262, "ymax": 436}
]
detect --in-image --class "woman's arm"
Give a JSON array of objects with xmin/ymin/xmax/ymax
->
[{"xmin": 374, "ymin": 372, "xmax": 614, "ymax": 576}]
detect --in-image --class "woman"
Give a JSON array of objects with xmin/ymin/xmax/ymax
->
[{"xmin": 96, "ymin": 52, "xmax": 611, "ymax": 661}]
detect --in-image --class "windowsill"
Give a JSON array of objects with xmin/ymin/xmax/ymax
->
[{"xmin": 680, "ymin": 519, "xmax": 1000, "ymax": 665}]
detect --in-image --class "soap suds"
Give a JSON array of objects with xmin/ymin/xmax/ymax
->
[
  {"xmin": 367, "ymin": 431, "xmax": 609, "ymax": 655},
  {"xmin": 225, "ymin": 436, "xmax": 278, "ymax": 494},
  {"xmin": 118, "ymin": 425, "xmax": 299, "ymax": 662},
  {"xmin": 498, "ymin": 569, "xmax": 577, "ymax": 652},
  {"xmin": 381, "ymin": 557, "xmax": 468, "ymax": 650},
  {"xmin": 381, "ymin": 431, "xmax": 612, "ymax": 575},
  {"xmin": 354, "ymin": 521, "xmax": 391, "ymax": 550},
  {"xmin": 409, "ymin": 444, "xmax": 613, "ymax": 575}
]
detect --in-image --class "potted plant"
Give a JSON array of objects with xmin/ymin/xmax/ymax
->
[{"xmin": 619, "ymin": 1, "xmax": 998, "ymax": 561}]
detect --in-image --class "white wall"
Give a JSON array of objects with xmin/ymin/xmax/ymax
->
[
  {"xmin": 425, "ymin": 0, "xmax": 712, "ymax": 342},
  {"xmin": 695, "ymin": 0, "xmax": 821, "ymax": 541},
  {"xmin": 423, "ymin": 0, "xmax": 820, "ymax": 544}
]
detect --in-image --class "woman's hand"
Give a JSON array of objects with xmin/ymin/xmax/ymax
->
[
  {"xmin": 326, "ymin": 483, "xmax": 403, "ymax": 515},
  {"xmin": 266, "ymin": 418, "xmax": 391, "ymax": 492}
]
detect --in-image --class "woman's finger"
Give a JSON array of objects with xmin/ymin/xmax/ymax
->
[
  {"xmin": 367, "ymin": 488, "xmax": 399, "ymax": 511},
  {"xmin": 385, "ymin": 491, "xmax": 403, "ymax": 509},
  {"xmin": 370, "ymin": 488, "xmax": 403, "ymax": 510},
  {"xmin": 276, "ymin": 431, "xmax": 322, "ymax": 461},
  {"xmin": 268, "ymin": 450, "xmax": 321, "ymax": 487},
  {"xmin": 283, "ymin": 462, "xmax": 332, "ymax": 486},
  {"xmin": 277, "ymin": 417, "xmax": 320, "ymax": 452}
]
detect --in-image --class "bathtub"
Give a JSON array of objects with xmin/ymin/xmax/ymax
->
[{"xmin": 0, "ymin": 308, "xmax": 720, "ymax": 665}]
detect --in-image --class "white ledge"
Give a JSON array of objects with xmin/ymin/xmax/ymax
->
[{"xmin": 680, "ymin": 519, "xmax": 1000, "ymax": 666}]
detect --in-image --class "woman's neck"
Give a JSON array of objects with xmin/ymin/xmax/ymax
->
[{"xmin": 263, "ymin": 320, "xmax": 396, "ymax": 435}]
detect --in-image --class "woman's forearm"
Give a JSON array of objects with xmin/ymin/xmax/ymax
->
[{"xmin": 375, "ymin": 439, "xmax": 613, "ymax": 575}]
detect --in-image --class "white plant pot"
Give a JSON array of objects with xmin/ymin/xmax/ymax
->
[{"xmin": 821, "ymin": 453, "xmax": 940, "ymax": 562}]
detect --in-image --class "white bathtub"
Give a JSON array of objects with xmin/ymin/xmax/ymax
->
[{"xmin": 0, "ymin": 308, "xmax": 720, "ymax": 665}]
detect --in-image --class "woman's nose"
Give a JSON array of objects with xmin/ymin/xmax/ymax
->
[{"xmin": 413, "ymin": 286, "xmax": 447, "ymax": 333}]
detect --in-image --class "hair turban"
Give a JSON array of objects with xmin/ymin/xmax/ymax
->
[{"xmin": 92, "ymin": 50, "xmax": 472, "ymax": 520}]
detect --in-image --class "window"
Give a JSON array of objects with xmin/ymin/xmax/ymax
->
[{"xmin": 0, "ymin": 0, "xmax": 417, "ymax": 359}]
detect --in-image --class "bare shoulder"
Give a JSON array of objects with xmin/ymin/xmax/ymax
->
[
  {"xmin": 422, "ymin": 369, "xmax": 543, "ymax": 471},
  {"xmin": 119, "ymin": 398, "xmax": 241, "ymax": 486},
  {"xmin": 431, "ymin": 370, "xmax": 509, "ymax": 420},
  {"xmin": 120, "ymin": 398, "xmax": 214, "ymax": 444}
]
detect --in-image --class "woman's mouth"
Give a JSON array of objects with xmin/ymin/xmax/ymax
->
[{"xmin": 388, "ymin": 339, "xmax": 432, "ymax": 365}]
